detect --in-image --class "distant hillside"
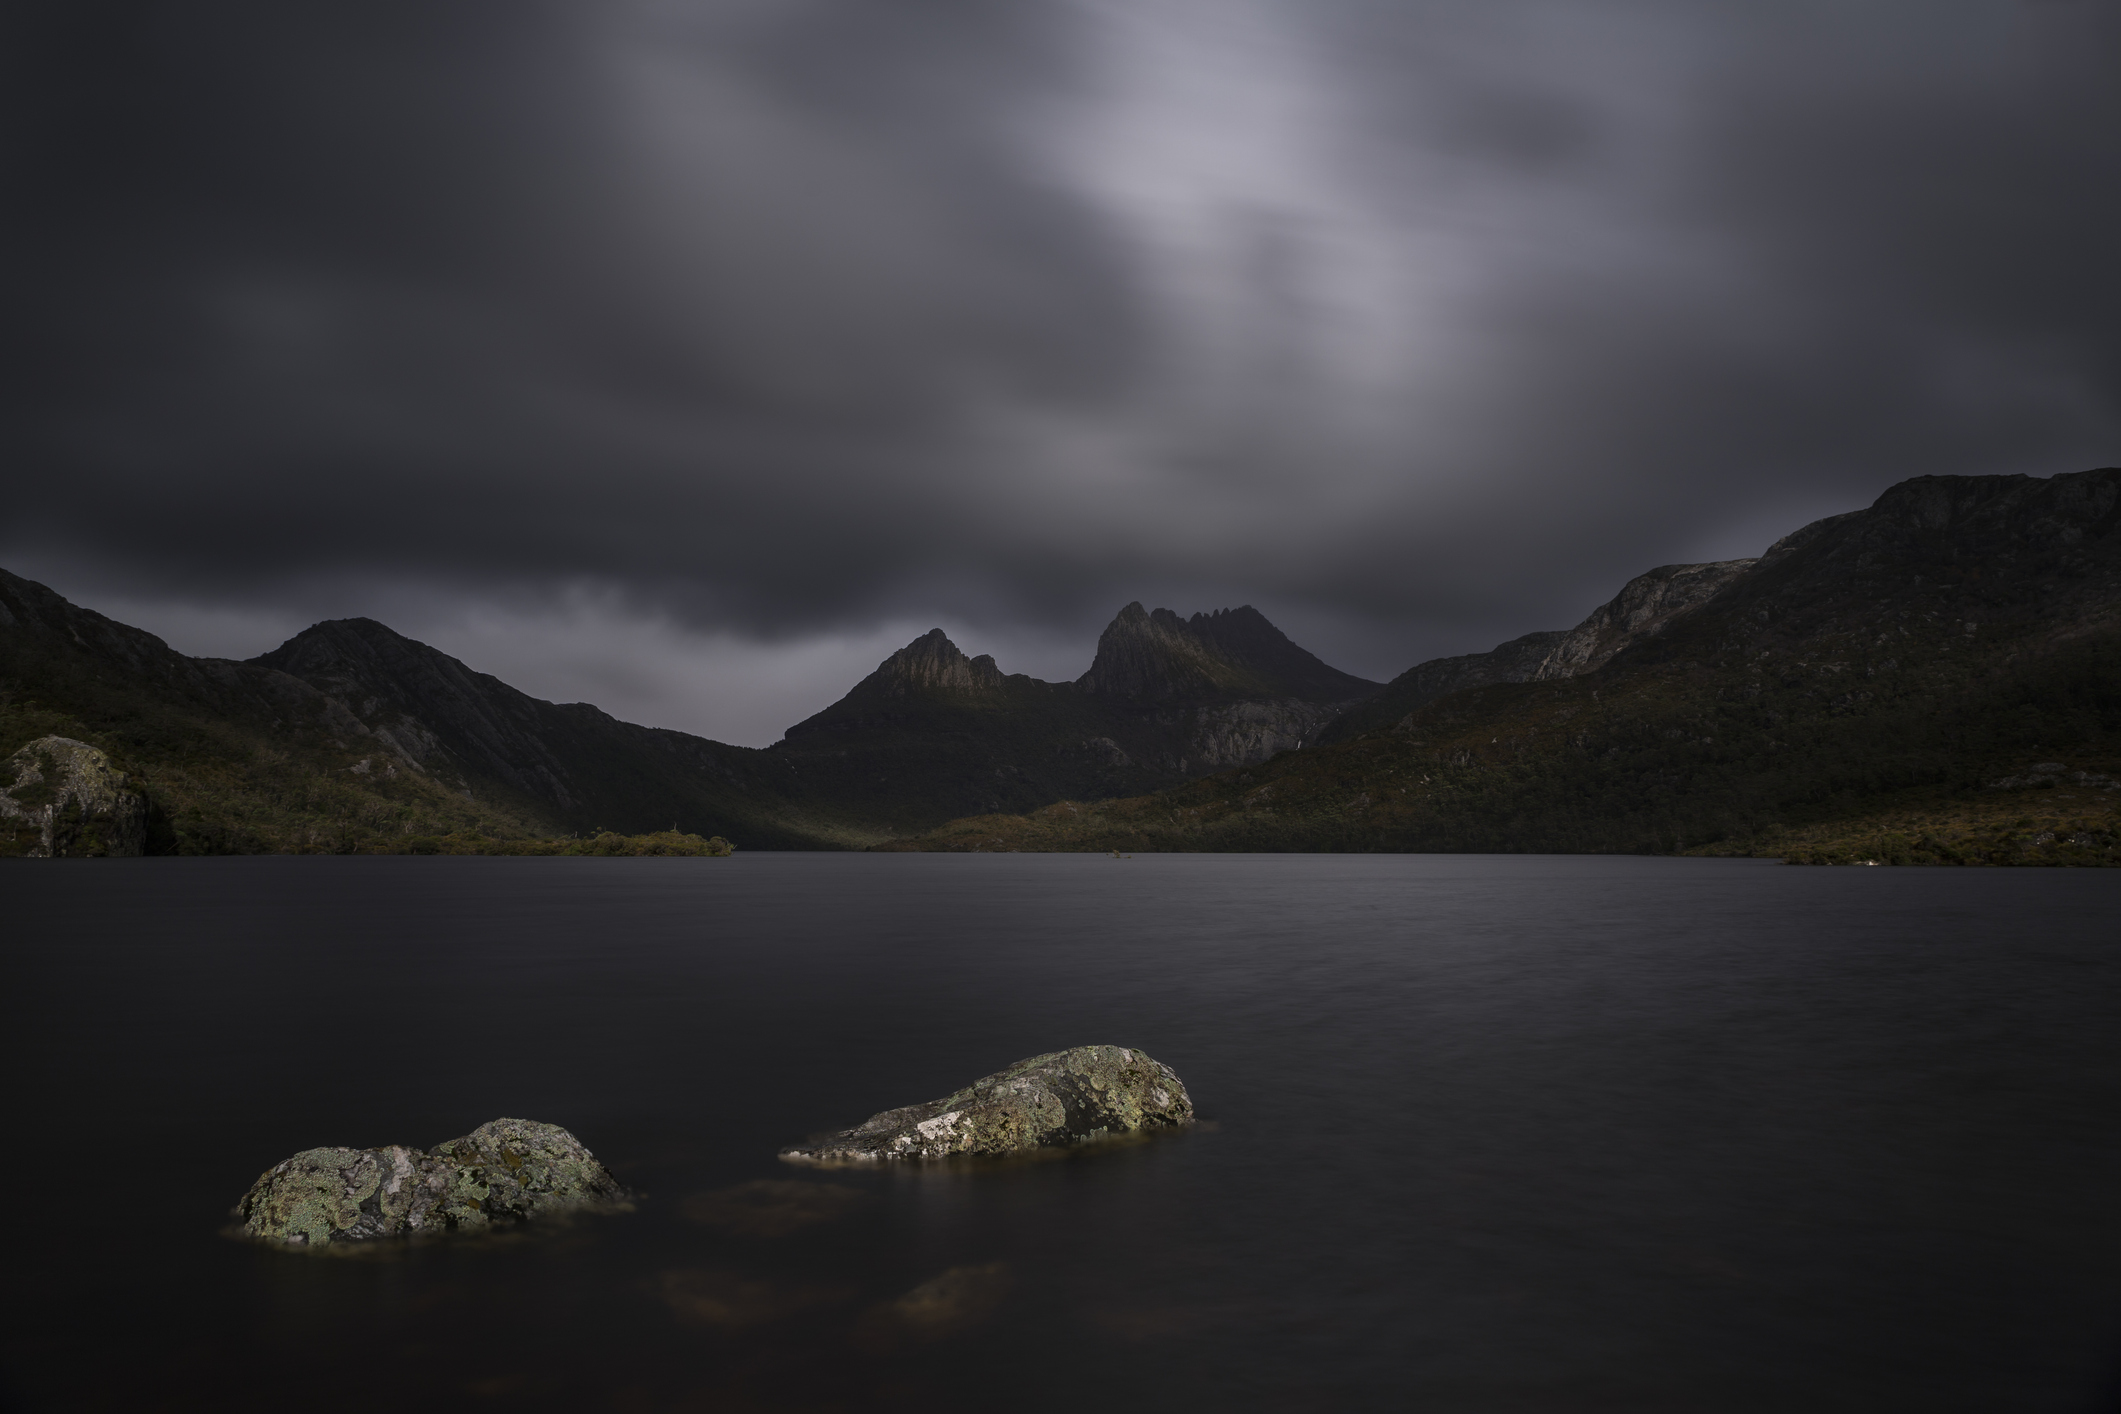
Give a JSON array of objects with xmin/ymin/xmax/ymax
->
[
  {"xmin": 0, "ymin": 568, "xmax": 1382, "ymax": 852},
  {"xmin": 1317, "ymin": 558, "xmax": 1760, "ymax": 743},
  {"xmin": 885, "ymin": 469, "xmax": 2121, "ymax": 866},
  {"xmin": 0, "ymin": 572, "xmax": 839, "ymax": 852},
  {"xmin": 18, "ymin": 469, "xmax": 2113, "ymax": 863},
  {"xmin": 246, "ymin": 617, "xmax": 845, "ymax": 848}
]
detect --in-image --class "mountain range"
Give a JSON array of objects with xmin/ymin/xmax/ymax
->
[
  {"xmin": 4, "ymin": 467, "xmax": 2116, "ymax": 862},
  {"xmin": 894, "ymin": 469, "xmax": 2121, "ymax": 865},
  {"xmin": 0, "ymin": 569, "xmax": 1382, "ymax": 853}
]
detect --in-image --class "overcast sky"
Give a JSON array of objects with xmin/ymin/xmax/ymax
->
[{"xmin": 7, "ymin": 0, "xmax": 2117, "ymax": 745}]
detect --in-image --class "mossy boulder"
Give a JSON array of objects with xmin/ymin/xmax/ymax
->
[
  {"xmin": 781, "ymin": 1045, "xmax": 1193, "ymax": 1163},
  {"xmin": 0, "ymin": 736, "xmax": 147, "ymax": 857},
  {"xmin": 234, "ymin": 1118, "xmax": 627, "ymax": 1247}
]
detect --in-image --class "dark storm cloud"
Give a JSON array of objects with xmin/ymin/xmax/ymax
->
[{"xmin": 5, "ymin": 0, "xmax": 2118, "ymax": 695}]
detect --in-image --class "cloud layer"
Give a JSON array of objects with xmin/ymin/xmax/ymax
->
[{"xmin": 7, "ymin": 0, "xmax": 2117, "ymax": 741}]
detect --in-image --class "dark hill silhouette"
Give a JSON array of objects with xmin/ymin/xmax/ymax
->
[
  {"xmin": 13, "ymin": 468, "xmax": 2115, "ymax": 860},
  {"xmin": 771, "ymin": 602, "xmax": 1382, "ymax": 834},
  {"xmin": 887, "ymin": 468, "xmax": 2121, "ymax": 866},
  {"xmin": 0, "ymin": 576, "xmax": 1384, "ymax": 851}
]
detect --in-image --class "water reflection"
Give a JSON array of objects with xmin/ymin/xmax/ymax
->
[
  {"xmin": 659, "ymin": 1267, "xmax": 856, "ymax": 1329},
  {"xmin": 853, "ymin": 1262, "xmax": 1015, "ymax": 1353},
  {"xmin": 679, "ymin": 1179, "xmax": 870, "ymax": 1238}
]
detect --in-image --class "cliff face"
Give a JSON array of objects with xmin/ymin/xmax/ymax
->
[
  {"xmin": 1183, "ymin": 699, "xmax": 1348, "ymax": 771},
  {"xmin": 1527, "ymin": 560, "xmax": 1758, "ymax": 680},
  {"xmin": 1079, "ymin": 604, "xmax": 1250, "ymax": 699},
  {"xmin": 877, "ymin": 630, "xmax": 1008, "ymax": 696},
  {"xmin": 1321, "ymin": 560, "xmax": 1756, "ymax": 742}
]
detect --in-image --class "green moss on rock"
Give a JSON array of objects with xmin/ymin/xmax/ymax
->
[
  {"xmin": 0, "ymin": 736, "xmax": 147, "ymax": 857},
  {"xmin": 781, "ymin": 1045, "xmax": 1194, "ymax": 1163},
  {"xmin": 234, "ymin": 1118, "xmax": 627, "ymax": 1248}
]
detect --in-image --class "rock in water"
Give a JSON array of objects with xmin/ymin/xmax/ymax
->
[
  {"xmin": 234, "ymin": 1118, "xmax": 626, "ymax": 1247},
  {"xmin": 0, "ymin": 736, "xmax": 147, "ymax": 858},
  {"xmin": 781, "ymin": 1045, "xmax": 1193, "ymax": 1163}
]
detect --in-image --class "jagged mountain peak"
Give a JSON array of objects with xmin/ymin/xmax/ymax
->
[
  {"xmin": 1186, "ymin": 604, "xmax": 1269, "ymax": 629},
  {"xmin": 1080, "ymin": 602, "xmax": 1379, "ymax": 703},
  {"xmin": 780, "ymin": 628, "xmax": 1011, "ymax": 741},
  {"xmin": 870, "ymin": 628, "xmax": 1006, "ymax": 696},
  {"xmin": 1079, "ymin": 603, "xmax": 1243, "ymax": 699}
]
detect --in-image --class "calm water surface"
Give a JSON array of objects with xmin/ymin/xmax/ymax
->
[{"xmin": 4, "ymin": 854, "xmax": 2119, "ymax": 1412}]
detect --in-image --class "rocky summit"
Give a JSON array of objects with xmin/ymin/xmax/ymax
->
[
  {"xmin": 234, "ymin": 1118, "xmax": 627, "ymax": 1247},
  {"xmin": 780, "ymin": 1045, "xmax": 1194, "ymax": 1163}
]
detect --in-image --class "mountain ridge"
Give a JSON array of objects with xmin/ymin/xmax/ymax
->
[
  {"xmin": 885, "ymin": 468, "xmax": 2121, "ymax": 864},
  {"xmin": 0, "ymin": 571, "xmax": 841, "ymax": 851},
  {"xmin": 767, "ymin": 600, "xmax": 1381, "ymax": 832},
  {"xmin": 9, "ymin": 467, "xmax": 2115, "ymax": 860},
  {"xmin": 0, "ymin": 575, "xmax": 1384, "ymax": 852},
  {"xmin": 1320, "ymin": 557, "xmax": 1760, "ymax": 742}
]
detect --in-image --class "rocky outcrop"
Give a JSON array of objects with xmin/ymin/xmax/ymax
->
[
  {"xmin": 1320, "ymin": 560, "xmax": 1757, "ymax": 742},
  {"xmin": 1184, "ymin": 698, "xmax": 1344, "ymax": 769},
  {"xmin": 1526, "ymin": 559, "xmax": 1758, "ymax": 681},
  {"xmin": 1079, "ymin": 604, "xmax": 1258, "ymax": 699},
  {"xmin": 870, "ymin": 629, "xmax": 1009, "ymax": 696},
  {"xmin": 0, "ymin": 737, "xmax": 147, "ymax": 857},
  {"xmin": 234, "ymin": 1118, "xmax": 627, "ymax": 1247},
  {"xmin": 781, "ymin": 1046, "xmax": 1193, "ymax": 1163},
  {"xmin": 781, "ymin": 630, "xmax": 1016, "ymax": 741}
]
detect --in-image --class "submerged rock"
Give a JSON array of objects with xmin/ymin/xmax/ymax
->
[
  {"xmin": 854, "ymin": 1262, "xmax": 1014, "ymax": 1352},
  {"xmin": 679, "ymin": 1179, "xmax": 868, "ymax": 1237},
  {"xmin": 233, "ymin": 1118, "xmax": 626, "ymax": 1248},
  {"xmin": 781, "ymin": 1045, "xmax": 1193, "ymax": 1163},
  {"xmin": 0, "ymin": 736, "xmax": 147, "ymax": 858}
]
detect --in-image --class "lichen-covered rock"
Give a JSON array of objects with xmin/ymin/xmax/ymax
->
[
  {"xmin": 0, "ymin": 736, "xmax": 147, "ymax": 858},
  {"xmin": 234, "ymin": 1118, "xmax": 626, "ymax": 1247},
  {"xmin": 424, "ymin": 1117, "xmax": 626, "ymax": 1222},
  {"xmin": 781, "ymin": 1045, "xmax": 1193, "ymax": 1163}
]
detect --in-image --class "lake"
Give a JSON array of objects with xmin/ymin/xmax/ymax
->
[{"xmin": 4, "ymin": 853, "xmax": 2118, "ymax": 1411}]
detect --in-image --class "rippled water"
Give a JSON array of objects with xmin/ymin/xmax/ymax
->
[{"xmin": 5, "ymin": 854, "xmax": 2119, "ymax": 1412}]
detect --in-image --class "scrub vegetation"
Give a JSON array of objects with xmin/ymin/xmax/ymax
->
[
  {"xmin": 7, "ymin": 471, "xmax": 2117, "ymax": 865},
  {"xmin": 0, "ymin": 693, "xmax": 730, "ymax": 857},
  {"xmin": 883, "ymin": 473, "xmax": 2121, "ymax": 866}
]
